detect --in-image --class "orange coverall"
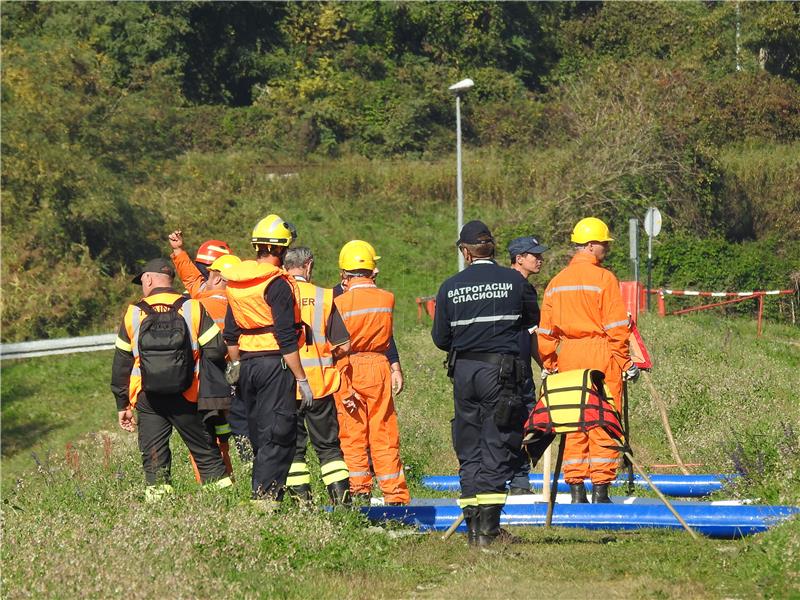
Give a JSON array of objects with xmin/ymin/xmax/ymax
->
[
  {"xmin": 333, "ymin": 277, "xmax": 410, "ymax": 504},
  {"xmin": 537, "ymin": 252, "xmax": 632, "ymax": 485},
  {"xmin": 172, "ymin": 249, "xmax": 233, "ymax": 477}
]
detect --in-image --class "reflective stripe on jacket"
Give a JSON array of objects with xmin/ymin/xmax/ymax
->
[
  {"xmin": 225, "ymin": 260, "xmax": 303, "ymax": 352},
  {"xmin": 295, "ymin": 278, "xmax": 340, "ymax": 398},
  {"xmin": 118, "ymin": 292, "xmax": 206, "ymax": 407},
  {"xmin": 334, "ymin": 277, "xmax": 394, "ymax": 353}
]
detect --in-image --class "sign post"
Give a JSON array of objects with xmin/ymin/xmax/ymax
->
[
  {"xmin": 629, "ymin": 218, "xmax": 640, "ymax": 314},
  {"xmin": 643, "ymin": 207, "xmax": 662, "ymax": 310}
]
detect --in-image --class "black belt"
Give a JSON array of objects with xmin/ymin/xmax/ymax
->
[{"xmin": 457, "ymin": 352, "xmax": 516, "ymax": 366}]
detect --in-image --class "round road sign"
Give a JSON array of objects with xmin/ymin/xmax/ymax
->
[{"xmin": 644, "ymin": 207, "xmax": 662, "ymax": 237}]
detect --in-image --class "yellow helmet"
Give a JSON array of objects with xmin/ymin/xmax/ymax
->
[
  {"xmin": 571, "ymin": 217, "xmax": 614, "ymax": 244},
  {"xmin": 339, "ymin": 240, "xmax": 381, "ymax": 271},
  {"xmin": 209, "ymin": 254, "xmax": 242, "ymax": 273},
  {"xmin": 251, "ymin": 214, "xmax": 297, "ymax": 248}
]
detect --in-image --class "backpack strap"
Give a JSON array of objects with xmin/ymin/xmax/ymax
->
[{"xmin": 135, "ymin": 300, "xmax": 156, "ymax": 315}]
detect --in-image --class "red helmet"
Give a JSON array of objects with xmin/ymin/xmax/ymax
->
[{"xmin": 195, "ymin": 240, "xmax": 231, "ymax": 265}]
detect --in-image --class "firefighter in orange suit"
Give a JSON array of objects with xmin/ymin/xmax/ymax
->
[
  {"xmin": 110, "ymin": 258, "xmax": 232, "ymax": 500},
  {"xmin": 537, "ymin": 217, "xmax": 639, "ymax": 504},
  {"xmin": 333, "ymin": 240, "xmax": 410, "ymax": 505},
  {"xmin": 168, "ymin": 230, "xmax": 251, "ymax": 465},
  {"xmin": 282, "ymin": 246, "xmax": 352, "ymax": 505},
  {"xmin": 222, "ymin": 214, "xmax": 314, "ymax": 504}
]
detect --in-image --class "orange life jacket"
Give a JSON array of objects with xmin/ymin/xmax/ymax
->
[
  {"xmin": 334, "ymin": 277, "xmax": 394, "ymax": 354},
  {"xmin": 225, "ymin": 260, "xmax": 303, "ymax": 352},
  {"xmin": 124, "ymin": 291, "xmax": 203, "ymax": 407},
  {"xmin": 295, "ymin": 278, "xmax": 341, "ymax": 399}
]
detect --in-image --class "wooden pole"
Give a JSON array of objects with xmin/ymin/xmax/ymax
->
[
  {"xmin": 541, "ymin": 444, "xmax": 552, "ymax": 500},
  {"xmin": 442, "ymin": 513, "xmax": 464, "ymax": 541},
  {"xmin": 545, "ymin": 435, "xmax": 566, "ymax": 528},
  {"xmin": 642, "ymin": 371, "xmax": 690, "ymax": 475},
  {"xmin": 623, "ymin": 450, "xmax": 700, "ymax": 541}
]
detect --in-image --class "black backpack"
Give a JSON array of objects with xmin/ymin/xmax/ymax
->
[{"xmin": 135, "ymin": 297, "xmax": 195, "ymax": 394}]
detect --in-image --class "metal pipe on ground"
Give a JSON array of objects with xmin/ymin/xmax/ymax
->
[
  {"xmin": 360, "ymin": 503, "xmax": 799, "ymax": 539},
  {"xmin": 421, "ymin": 473, "xmax": 734, "ymax": 497}
]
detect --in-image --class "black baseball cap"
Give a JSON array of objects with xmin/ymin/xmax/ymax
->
[
  {"xmin": 457, "ymin": 220, "xmax": 494, "ymax": 245},
  {"xmin": 508, "ymin": 236, "xmax": 549, "ymax": 261},
  {"xmin": 132, "ymin": 257, "xmax": 176, "ymax": 285}
]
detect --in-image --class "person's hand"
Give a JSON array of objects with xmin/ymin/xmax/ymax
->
[
  {"xmin": 168, "ymin": 230, "xmax": 184, "ymax": 252},
  {"xmin": 391, "ymin": 368, "xmax": 404, "ymax": 396},
  {"xmin": 541, "ymin": 367, "xmax": 558, "ymax": 381},
  {"xmin": 118, "ymin": 408, "xmax": 136, "ymax": 432},
  {"xmin": 342, "ymin": 390, "xmax": 362, "ymax": 413},
  {"xmin": 297, "ymin": 379, "xmax": 314, "ymax": 412},
  {"xmin": 624, "ymin": 364, "xmax": 640, "ymax": 383},
  {"xmin": 225, "ymin": 360, "xmax": 240, "ymax": 385}
]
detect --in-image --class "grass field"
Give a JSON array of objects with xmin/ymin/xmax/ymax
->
[{"xmin": 2, "ymin": 310, "xmax": 799, "ymax": 598}]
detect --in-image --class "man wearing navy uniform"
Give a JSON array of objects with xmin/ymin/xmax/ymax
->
[
  {"xmin": 507, "ymin": 235, "xmax": 548, "ymax": 494},
  {"xmin": 432, "ymin": 221, "xmax": 538, "ymax": 546}
]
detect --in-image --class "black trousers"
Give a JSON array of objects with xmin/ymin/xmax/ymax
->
[
  {"xmin": 136, "ymin": 392, "xmax": 226, "ymax": 485},
  {"xmin": 294, "ymin": 396, "xmax": 345, "ymax": 466},
  {"xmin": 510, "ymin": 377, "xmax": 536, "ymax": 489},
  {"xmin": 240, "ymin": 355, "xmax": 297, "ymax": 499},
  {"xmin": 452, "ymin": 359, "xmax": 524, "ymax": 500},
  {"xmin": 227, "ymin": 386, "xmax": 249, "ymax": 438}
]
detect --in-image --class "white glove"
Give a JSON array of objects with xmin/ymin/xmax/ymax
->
[
  {"xmin": 541, "ymin": 367, "xmax": 557, "ymax": 381},
  {"xmin": 624, "ymin": 364, "xmax": 640, "ymax": 382},
  {"xmin": 225, "ymin": 361, "xmax": 240, "ymax": 385},
  {"xmin": 297, "ymin": 379, "xmax": 314, "ymax": 412}
]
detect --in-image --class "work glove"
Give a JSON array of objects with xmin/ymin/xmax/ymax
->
[
  {"xmin": 541, "ymin": 367, "xmax": 557, "ymax": 381},
  {"xmin": 225, "ymin": 360, "xmax": 240, "ymax": 385},
  {"xmin": 297, "ymin": 378, "xmax": 314, "ymax": 413},
  {"xmin": 624, "ymin": 363, "xmax": 640, "ymax": 383}
]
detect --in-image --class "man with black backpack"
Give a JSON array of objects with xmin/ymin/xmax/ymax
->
[{"xmin": 111, "ymin": 258, "xmax": 232, "ymax": 500}]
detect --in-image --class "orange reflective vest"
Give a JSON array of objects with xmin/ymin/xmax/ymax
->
[
  {"xmin": 225, "ymin": 260, "xmax": 303, "ymax": 352},
  {"xmin": 334, "ymin": 277, "xmax": 394, "ymax": 353},
  {"xmin": 294, "ymin": 277, "xmax": 341, "ymax": 399},
  {"xmin": 120, "ymin": 291, "xmax": 204, "ymax": 407}
]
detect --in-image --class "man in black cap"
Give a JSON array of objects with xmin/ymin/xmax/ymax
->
[
  {"xmin": 111, "ymin": 258, "xmax": 231, "ymax": 500},
  {"xmin": 431, "ymin": 221, "xmax": 538, "ymax": 546},
  {"xmin": 506, "ymin": 236, "xmax": 548, "ymax": 494}
]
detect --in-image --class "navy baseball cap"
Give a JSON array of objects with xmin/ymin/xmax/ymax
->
[
  {"xmin": 457, "ymin": 220, "xmax": 494, "ymax": 245},
  {"xmin": 508, "ymin": 236, "xmax": 549, "ymax": 261},
  {"xmin": 132, "ymin": 257, "xmax": 176, "ymax": 285}
]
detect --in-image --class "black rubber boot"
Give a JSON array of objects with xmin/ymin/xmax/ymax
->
[
  {"xmin": 327, "ymin": 480, "xmax": 352, "ymax": 506},
  {"xmin": 477, "ymin": 504, "xmax": 504, "ymax": 547},
  {"xmin": 508, "ymin": 486, "xmax": 531, "ymax": 496},
  {"xmin": 463, "ymin": 506, "xmax": 479, "ymax": 546},
  {"xmin": 592, "ymin": 483, "xmax": 613, "ymax": 504},
  {"xmin": 287, "ymin": 484, "xmax": 312, "ymax": 502},
  {"xmin": 570, "ymin": 482, "xmax": 589, "ymax": 504}
]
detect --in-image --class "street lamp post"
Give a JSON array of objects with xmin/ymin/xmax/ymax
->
[{"xmin": 449, "ymin": 78, "xmax": 474, "ymax": 271}]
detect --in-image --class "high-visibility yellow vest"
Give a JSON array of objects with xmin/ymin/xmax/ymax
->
[
  {"xmin": 119, "ymin": 292, "xmax": 204, "ymax": 407},
  {"xmin": 295, "ymin": 278, "xmax": 340, "ymax": 399}
]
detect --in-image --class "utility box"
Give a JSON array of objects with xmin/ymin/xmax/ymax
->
[{"xmin": 620, "ymin": 281, "xmax": 646, "ymax": 315}]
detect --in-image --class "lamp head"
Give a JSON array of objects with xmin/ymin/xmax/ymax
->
[{"xmin": 448, "ymin": 78, "xmax": 474, "ymax": 94}]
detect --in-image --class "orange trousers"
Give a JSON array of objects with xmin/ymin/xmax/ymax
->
[
  {"xmin": 334, "ymin": 352, "xmax": 410, "ymax": 504},
  {"xmin": 559, "ymin": 338, "xmax": 623, "ymax": 485}
]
